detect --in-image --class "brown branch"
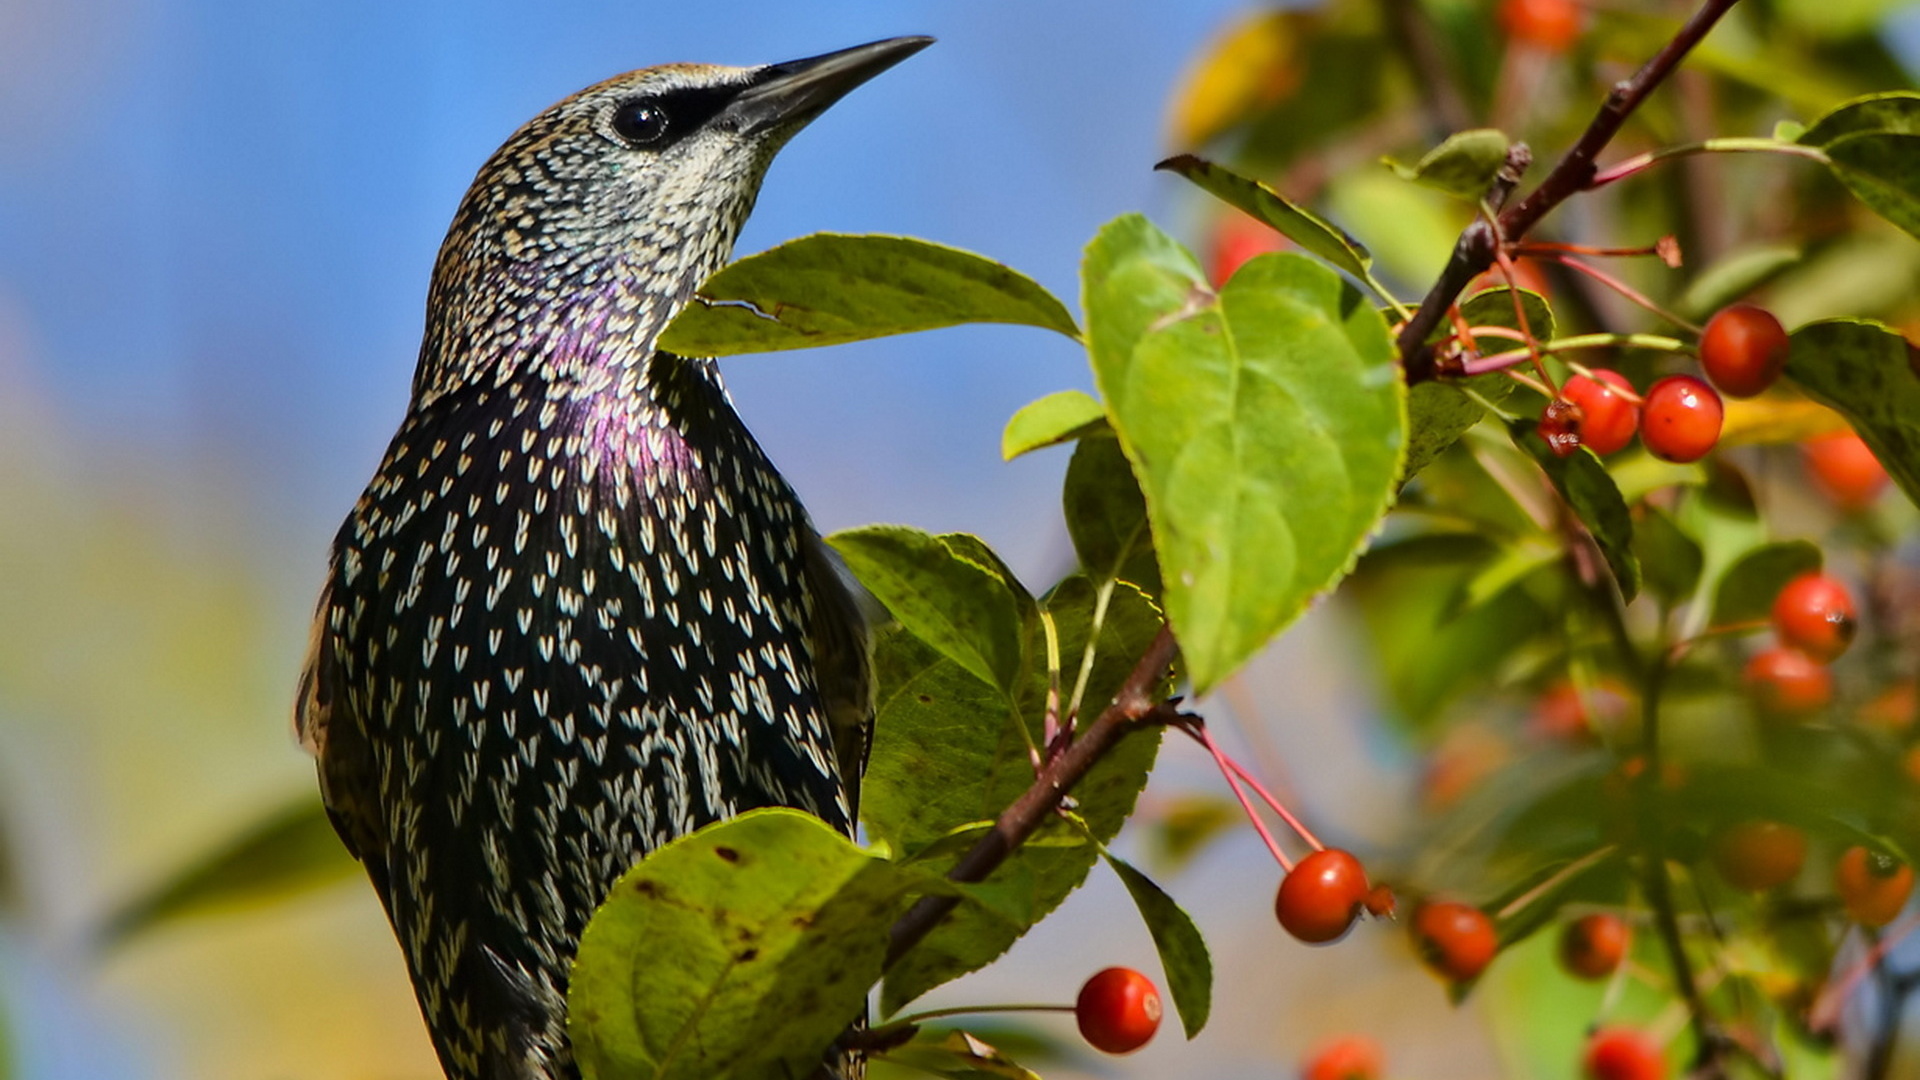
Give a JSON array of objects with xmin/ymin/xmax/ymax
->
[
  {"xmin": 1396, "ymin": 0, "xmax": 1747, "ymax": 381},
  {"xmin": 882, "ymin": 625, "xmax": 1181, "ymax": 969}
]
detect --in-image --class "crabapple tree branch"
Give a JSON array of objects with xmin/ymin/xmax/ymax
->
[{"xmin": 1396, "ymin": 0, "xmax": 1748, "ymax": 381}]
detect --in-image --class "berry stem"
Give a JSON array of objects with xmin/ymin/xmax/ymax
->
[
  {"xmin": 1181, "ymin": 719, "xmax": 1297, "ymax": 871},
  {"xmin": 1588, "ymin": 136, "xmax": 1832, "ymax": 188},
  {"xmin": 1808, "ymin": 914, "xmax": 1920, "ymax": 1033},
  {"xmin": 1459, "ymin": 332, "xmax": 1686, "ymax": 376},
  {"xmin": 1534, "ymin": 253, "xmax": 1702, "ymax": 334},
  {"xmin": 1193, "ymin": 723, "xmax": 1327, "ymax": 851},
  {"xmin": 895, "ymin": 1003, "xmax": 1077, "ymax": 1025}
]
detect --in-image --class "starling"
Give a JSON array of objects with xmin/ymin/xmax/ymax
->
[{"xmin": 295, "ymin": 37, "xmax": 929, "ymax": 1080}]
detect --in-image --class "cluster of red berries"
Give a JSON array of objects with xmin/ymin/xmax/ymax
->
[
  {"xmin": 1710, "ymin": 821, "xmax": 1914, "ymax": 925},
  {"xmin": 1540, "ymin": 304, "xmax": 1793, "ymax": 463},
  {"xmin": 1743, "ymin": 571, "xmax": 1857, "ymax": 720}
]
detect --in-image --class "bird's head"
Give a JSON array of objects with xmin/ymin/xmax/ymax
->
[{"xmin": 418, "ymin": 36, "xmax": 930, "ymax": 399}]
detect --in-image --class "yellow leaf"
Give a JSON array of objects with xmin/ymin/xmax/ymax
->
[{"xmin": 1166, "ymin": 10, "xmax": 1300, "ymax": 149}]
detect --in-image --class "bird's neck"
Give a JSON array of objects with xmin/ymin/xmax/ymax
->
[{"xmin": 413, "ymin": 230, "xmax": 739, "ymax": 409}]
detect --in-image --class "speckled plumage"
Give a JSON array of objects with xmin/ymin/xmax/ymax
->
[{"xmin": 295, "ymin": 39, "xmax": 926, "ymax": 1080}]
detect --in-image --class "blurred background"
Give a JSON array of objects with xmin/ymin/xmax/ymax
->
[{"xmin": 2, "ymin": 1, "xmax": 1919, "ymax": 1078}]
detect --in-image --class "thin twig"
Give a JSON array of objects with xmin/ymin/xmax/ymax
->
[{"xmin": 882, "ymin": 626, "xmax": 1181, "ymax": 969}]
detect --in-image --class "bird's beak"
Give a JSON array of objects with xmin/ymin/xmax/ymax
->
[{"xmin": 725, "ymin": 36, "xmax": 934, "ymax": 136}]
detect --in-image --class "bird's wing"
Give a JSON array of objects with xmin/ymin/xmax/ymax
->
[
  {"xmin": 801, "ymin": 529, "xmax": 880, "ymax": 821},
  {"xmin": 295, "ymin": 581, "xmax": 388, "ymax": 873}
]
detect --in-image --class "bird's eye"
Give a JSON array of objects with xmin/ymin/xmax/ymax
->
[{"xmin": 611, "ymin": 100, "xmax": 670, "ymax": 147}]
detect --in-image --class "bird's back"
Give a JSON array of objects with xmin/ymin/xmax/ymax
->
[{"xmin": 304, "ymin": 347, "xmax": 858, "ymax": 1078}]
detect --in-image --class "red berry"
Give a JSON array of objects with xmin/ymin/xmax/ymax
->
[
  {"xmin": 1859, "ymin": 681, "xmax": 1918, "ymax": 733},
  {"xmin": 1835, "ymin": 846, "xmax": 1914, "ymax": 928},
  {"xmin": 1304, "ymin": 1034, "xmax": 1385, "ymax": 1080},
  {"xmin": 1410, "ymin": 900, "xmax": 1498, "ymax": 983},
  {"xmin": 1209, "ymin": 213, "xmax": 1285, "ymax": 286},
  {"xmin": 1640, "ymin": 375, "xmax": 1723, "ymax": 463},
  {"xmin": 1802, "ymin": 432, "xmax": 1889, "ymax": 511},
  {"xmin": 1559, "ymin": 370, "xmax": 1640, "ymax": 456},
  {"xmin": 1743, "ymin": 646, "xmax": 1834, "ymax": 719},
  {"xmin": 1532, "ymin": 678, "xmax": 1631, "ymax": 743},
  {"xmin": 1583, "ymin": 1026, "xmax": 1668, "ymax": 1080},
  {"xmin": 1713, "ymin": 820, "xmax": 1807, "ymax": 891},
  {"xmin": 1699, "ymin": 304, "xmax": 1790, "ymax": 398},
  {"xmin": 1558, "ymin": 913, "xmax": 1630, "ymax": 980},
  {"xmin": 1074, "ymin": 967, "xmax": 1162, "ymax": 1055},
  {"xmin": 1499, "ymin": 0, "xmax": 1584, "ymax": 51},
  {"xmin": 1537, "ymin": 397, "xmax": 1584, "ymax": 458},
  {"xmin": 1771, "ymin": 573, "xmax": 1858, "ymax": 663},
  {"xmin": 1276, "ymin": 848, "xmax": 1370, "ymax": 944}
]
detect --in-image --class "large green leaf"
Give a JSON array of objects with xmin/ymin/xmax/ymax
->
[
  {"xmin": 658, "ymin": 234, "xmax": 1079, "ymax": 355},
  {"xmin": 569, "ymin": 810, "xmax": 921, "ymax": 1080},
  {"xmin": 1081, "ymin": 215, "xmax": 1405, "ymax": 692},
  {"xmin": 1103, "ymin": 853, "xmax": 1212, "ymax": 1039},
  {"xmin": 870, "ymin": 576, "xmax": 1165, "ymax": 1012},
  {"xmin": 1785, "ymin": 319, "xmax": 1920, "ymax": 505},
  {"xmin": 99, "ymin": 795, "xmax": 357, "ymax": 946},
  {"xmin": 830, "ymin": 526, "xmax": 1029, "ymax": 694}
]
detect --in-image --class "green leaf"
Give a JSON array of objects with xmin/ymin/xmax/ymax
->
[
  {"xmin": 1139, "ymin": 795, "xmax": 1241, "ymax": 873},
  {"xmin": 1453, "ymin": 287, "xmax": 1555, "ymax": 343},
  {"xmin": 1404, "ymin": 374, "xmax": 1517, "ymax": 482},
  {"xmin": 1154, "ymin": 155, "xmax": 1374, "ymax": 283},
  {"xmin": 830, "ymin": 526, "xmax": 1027, "ymax": 693},
  {"xmin": 1082, "ymin": 215, "xmax": 1405, "ymax": 692},
  {"xmin": 874, "ymin": 1029, "xmax": 1044, "ymax": 1080},
  {"xmin": 658, "ymin": 234, "xmax": 1079, "ymax": 355},
  {"xmin": 1346, "ymin": 534, "xmax": 1558, "ymax": 730},
  {"xmin": 1513, "ymin": 424, "xmax": 1641, "ymax": 602},
  {"xmin": 1400, "ymin": 288, "xmax": 1542, "ymax": 480},
  {"xmin": 1674, "ymin": 464, "xmax": 1767, "ymax": 639},
  {"xmin": 1677, "ymin": 245, "xmax": 1802, "ymax": 322},
  {"xmin": 1799, "ymin": 91, "xmax": 1920, "ymax": 147},
  {"xmin": 1062, "ymin": 436, "xmax": 1160, "ymax": 597},
  {"xmin": 1710, "ymin": 541, "xmax": 1823, "ymax": 627},
  {"xmin": 1103, "ymin": 853, "xmax": 1212, "ymax": 1038},
  {"xmin": 570, "ymin": 809, "xmax": 920, "ymax": 1080},
  {"xmin": 1002, "ymin": 390, "xmax": 1109, "ymax": 460},
  {"xmin": 1785, "ymin": 319, "xmax": 1920, "ymax": 505},
  {"xmin": 1631, "ymin": 504, "xmax": 1704, "ymax": 607},
  {"xmin": 99, "ymin": 795, "xmax": 357, "ymax": 946},
  {"xmin": 1820, "ymin": 132, "xmax": 1920, "ymax": 241},
  {"xmin": 871, "ymin": 578, "xmax": 1164, "ymax": 1012},
  {"xmin": 1386, "ymin": 128, "xmax": 1512, "ymax": 201}
]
